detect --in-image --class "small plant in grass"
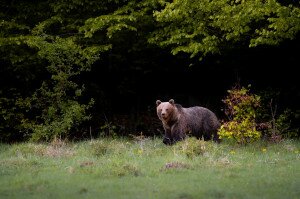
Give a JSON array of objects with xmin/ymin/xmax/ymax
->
[
  {"xmin": 99, "ymin": 122, "xmax": 118, "ymax": 138},
  {"xmin": 111, "ymin": 161, "xmax": 141, "ymax": 177},
  {"xmin": 89, "ymin": 140, "xmax": 112, "ymax": 156},
  {"xmin": 218, "ymin": 85, "xmax": 261, "ymax": 144},
  {"xmin": 89, "ymin": 139, "xmax": 128, "ymax": 156},
  {"xmin": 162, "ymin": 162, "xmax": 190, "ymax": 171},
  {"xmin": 175, "ymin": 137, "xmax": 208, "ymax": 158}
]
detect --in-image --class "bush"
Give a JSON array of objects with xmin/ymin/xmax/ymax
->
[
  {"xmin": 257, "ymin": 90, "xmax": 300, "ymax": 140},
  {"xmin": 218, "ymin": 85, "xmax": 261, "ymax": 144},
  {"xmin": 21, "ymin": 100, "xmax": 93, "ymax": 142},
  {"xmin": 0, "ymin": 37, "xmax": 98, "ymax": 142}
]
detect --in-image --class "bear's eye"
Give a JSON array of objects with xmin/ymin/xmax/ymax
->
[{"xmin": 166, "ymin": 108, "xmax": 169, "ymax": 111}]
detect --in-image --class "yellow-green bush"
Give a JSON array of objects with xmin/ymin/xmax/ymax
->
[{"xmin": 218, "ymin": 85, "xmax": 261, "ymax": 144}]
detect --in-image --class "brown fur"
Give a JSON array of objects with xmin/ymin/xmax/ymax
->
[{"xmin": 156, "ymin": 99, "xmax": 220, "ymax": 145}]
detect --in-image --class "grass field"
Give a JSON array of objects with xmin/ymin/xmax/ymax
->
[{"xmin": 0, "ymin": 137, "xmax": 299, "ymax": 199}]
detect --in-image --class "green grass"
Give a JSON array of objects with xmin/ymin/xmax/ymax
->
[{"xmin": 0, "ymin": 137, "xmax": 299, "ymax": 199}]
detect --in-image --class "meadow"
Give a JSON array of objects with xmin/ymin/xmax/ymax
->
[{"xmin": 0, "ymin": 137, "xmax": 299, "ymax": 199}]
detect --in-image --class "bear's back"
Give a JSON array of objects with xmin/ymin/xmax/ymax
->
[
  {"xmin": 181, "ymin": 106, "xmax": 220, "ymax": 134},
  {"xmin": 182, "ymin": 106, "xmax": 212, "ymax": 122}
]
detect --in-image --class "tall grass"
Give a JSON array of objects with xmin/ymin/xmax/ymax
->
[{"xmin": 0, "ymin": 137, "xmax": 299, "ymax": 199}]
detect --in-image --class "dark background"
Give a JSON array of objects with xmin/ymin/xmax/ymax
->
[
  {"xmin": 1, "ymin": 1, "xmax": 299, "ymax": 141},
  {"xmin": 81, "ymin": 36, "xmax": 299, "ymax": 137}
]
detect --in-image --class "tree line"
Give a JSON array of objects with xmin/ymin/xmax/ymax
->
[{"xmin": 1, "ymin": 0, "xmax": 299, "ymax": 142}]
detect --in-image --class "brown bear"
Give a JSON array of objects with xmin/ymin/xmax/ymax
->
[{"xmin": 156, "ymin": 99, "xmax": 221, "ymax": 145}]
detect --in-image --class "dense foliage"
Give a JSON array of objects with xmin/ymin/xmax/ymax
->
[
  {"xmin": 218, "ymin": 86, "xmax": 262, "ymax": 144},
  {"xmin": 0, "ymin": 0, "xmax": 299, "ymax": 142},
  {"xmin": 219, "ymin": 85, "xmax": 299, "ymax": 144},
  {"xmin": 150, "ymin": 0, "xmax": 300, "ymax": 59}
]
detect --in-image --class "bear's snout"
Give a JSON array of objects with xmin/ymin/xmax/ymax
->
[{"xmin": 161, "ymin": 112, "xmax": 167, "ymax": 119}]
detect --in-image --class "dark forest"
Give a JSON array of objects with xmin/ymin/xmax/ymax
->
[{"xmin": 1, "ymin": 0, "xmax": 299, "ymax": 142}]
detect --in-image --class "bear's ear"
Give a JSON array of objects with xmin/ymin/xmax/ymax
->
[
  {"xmin": 156, "ymin": 100, "xmax": 162, "ymax": 106},
  {"xmin": 169, "ymin": 99, "xmax": 175, "ymax": 105}
]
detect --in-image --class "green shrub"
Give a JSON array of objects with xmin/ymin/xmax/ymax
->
[
  {"xmin": 14, "ymin": 37, "xmax": 96, "ymax": 142},
  {"xmin": 274, "ymin": 109, "xmax": 299, "ymax": 138},
  {"xmin": 218, "ymin": 118, "xmax": 261, "ymax": 144},
  {"xmin": 0, "ymin": 95, "xmax": 25, "ymax": 142},
  {"xmin": 23, "ymin": 100, "xmax": 93, "ymax": 142},
  {"xmin": 218, "ymin": 85, "xmax": 261, "ymax": 144},
  {"xmin": 0, "ymin": 35, "xmax": 102, "ymax": 142},
  {"xmin": 256, "ymin": 90, "xmax": 300, "ymax": 140}
]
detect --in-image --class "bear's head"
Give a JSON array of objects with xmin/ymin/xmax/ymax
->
[{"xmin": 156, "ymin": 99, "xmax": 177, "ymax": 123}]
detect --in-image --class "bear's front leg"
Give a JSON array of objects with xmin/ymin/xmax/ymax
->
[
  {"xmin": 170, "ymin": 124, "xmax": 186, "ymax": 144},
  {"xmin": 163, "ymin": 129, "xmax": 173, "ymax": 145},
  {"xmin": 172, "ymin": 132, "xmax": 186, "ymax": 144},
  {"xmin": 163, "ymin": 136, "xmax": 172, "ymax": 145}
]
